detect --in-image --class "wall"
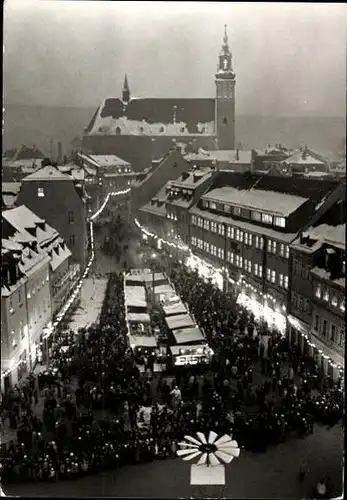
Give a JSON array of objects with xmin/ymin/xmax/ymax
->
[{"xmin": 17, "ymin": 180, "xmax": 87, "ymax": 266}]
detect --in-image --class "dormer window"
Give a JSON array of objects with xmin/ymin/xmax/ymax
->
[
  {"xmin": 210, "ymin": 202, "xmax": 217, "ymax": 210},
  {"xmin": 262, "ymin": 213, "xmax": 273, "ymax": 224},
  {"xmin": 139, "ymin": 127, "xmax": 144, "ymax": 134},
  {"xmin": 37, "ymin": 187, "xmax": 45, "ymax": 198},
  {"xmin": 340, "ymin": 299, "xmax": 345, "ymax": 312},
  {"xmin": 233, "ymin": 206, "xmax": 241, "ymax": 216},
  {"xmin": 274, "ymin": 216, "xmax": 286, "ymax": 228},
  {"xmin": 331, "ymin": 296, "xmax": 338, "ymax": 307}
]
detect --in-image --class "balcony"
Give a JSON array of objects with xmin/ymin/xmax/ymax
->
[{"xmin": 53, "ymin": 263, "xmax": 80, "ymax": 298}]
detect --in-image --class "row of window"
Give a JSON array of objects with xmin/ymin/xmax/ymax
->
[
  {"xmin": 293, "ymin": 259, "xmax": 310, "ymax": 279},
  {"xmin": 200, "ymin": 201, "xmax": 286, "ymax": 228},
  {"xmin": 267, "ymin": 240, "xmax": 290, "ymax": 258},
  {"xmin": 313, "ymin": 315, "xmax": 344, "ymax": 347},
  {"xmin": 315, "ymin": 286, "xmax": 345, "ymax": 312},
  {"xmin": 9, "ymin": 274, "xmax": 49, "ymax": 314},
  {"xmin": 291, "ymin": 292, "xmax": 310, "ymax": 313},
  {"xmin": 167, "ymin": 213, "xmax": 178, "ymax": 221},
  {"xmin": 266, "ymin": 268, "xmax": 289, "ymax": 289}
]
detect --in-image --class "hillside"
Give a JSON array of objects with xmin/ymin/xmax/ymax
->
[{"xmin": 2, "ymin": 104, "xmax": 345, "ymax": 155}]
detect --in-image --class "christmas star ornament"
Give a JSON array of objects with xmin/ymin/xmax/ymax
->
[{"xmin": 177, "ymin": 431, "xmax": 240, "ymax": 485}]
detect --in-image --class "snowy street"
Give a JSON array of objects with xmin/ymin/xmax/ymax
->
[{"xmin": 67, "ymin": 278, "xmax": 108, "ymax": 331}]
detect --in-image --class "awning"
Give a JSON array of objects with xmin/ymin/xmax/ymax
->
[
  {"xmin": 125, "ymin": 285, "xmax": 146, "ymax": 308},
  {"xmin": 128, "ymin": 312, "xmax": 151, "ymax": 323},
  {"xmin": 163, "ymin": 301, "xmax": 188, "ymax": 317},
  {"xmin": 166, "ymin": 313, "xmax": 196, "ymax": 331},
  {"xmin": 170, "ymin": 343, "xmax": 209, "ymax": 356},
  {"xmin": 129, "ymin": 335, "xmax": 157, "ymax": 348},
  {"xmin": 154, "ymin": 284, "xmax": 175, "ymax": 295},
  {"xmin": 173, "ymin": 327, "xmax": 205, "ymax": 344}
]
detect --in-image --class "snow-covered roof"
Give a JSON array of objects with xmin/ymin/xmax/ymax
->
[
  {"xmin": 185, "ymin": 149, "xmax": 252, "ymax": 164},
  {"xmin": 86, "ymin": 97, "xmax": 216, "ymax": 136},
  {"xmin": 4, "ymin": 159, "xmax": 42, "ymax": 170},
  {"xmin": 306, "ymin": 223, "xmax": 346, "ymax": 250},
  {"xmin": 166, "ymin": 313, "xmax": 196, "ymax": 331},
  {"xmin": 283, "ymin": 150, "xmax": 326, "ymax": 166},
  {"xmin": 86, "ymin": 154, "xmax": 131, "ymax": 168},
  {"xmin": 50, "ymin": 243, "xmax": 72, "ymax": 271},
  {"xmin": 203, "ymin": 187, "xmax": 308, "ymax": 216},
  {"xmin": 125, "ymin": 285, "xmax": 147, "ymax": 308},
  {"xmin": 22, "ymin": 166, "xmax": 73, "ymax": 182},
  {"xmin": 173, "ymin": 327, "xmax": 204, "ymax": 344},
  {"xmin": 190, "ymin": 206, "xmax": 297, "ymax": 242},
  {"xmin": 303, "ymin": 171, "xmax": 331, "ymax": 178},
  {"xmin": 128, "ymin": 312, "xmax": 151, "ymax": 323},
  {"xmin": 310, "ymin": 267, "xmax": 345, "ymax": 289},
  {"xmin": 170, "ymin": 168, "xmax": 214, "ymax": 189},
  {"xmin": 129, "ymin": 335, "xmax": 157, "ymax": 348},
  {"xmin": 163, "ymin": 301, "xmax": 188, "ymax": 317},
  {"xmin": 154, "ymin": 284, "xmax": 176, "ymax": 296}
]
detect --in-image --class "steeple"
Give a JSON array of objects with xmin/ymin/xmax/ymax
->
[
  {"xmin": 216, "ymin": 24, "xmax": 235, "ymax": 78},
  {"xmin": 122, "ymin": 74, "xmax": 130, "ymax": 103}
]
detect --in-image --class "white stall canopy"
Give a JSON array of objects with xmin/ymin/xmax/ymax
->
[
  {"xmin": 125, "ymin": 285, "xmax": 147, "ymax": 308},
  {"xmin": 153, "ymin": 284, "xmax": 175, "ymax": 295},
  {"xmin": 143, "ymin": 271, "xmax": 167, "ymax": 284},
  {"xmin": 173, "ymin": 327, "xmax": 205, "ymax": 344},
  {"xmin": 129, "ymin": 335, "xmax": 157, "ymax": 348},
  {"xmin": 166, "ymin": 313, "xmax": 196, "ymax": 331},
  {"xmin": 163, "ymin": 301, "xmax": 188, "ymax": 317},
  {"xmin": 128, "ymin": 312, "xmax": 151, "ymax": 323}
]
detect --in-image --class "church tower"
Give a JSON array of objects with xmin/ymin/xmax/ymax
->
[
  {"xmin": 215, "ymin": 25, "xmax": 236, "ymax": 150},
  {"xmin": 122, "ymin": 74, "xmax": 130, "ymax": 103}
]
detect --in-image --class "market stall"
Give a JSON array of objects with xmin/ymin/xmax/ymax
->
[
  {"xmin": 169, "ymin": 343, "xmax": 213, "ymax": 367},
  {"xmin": 163, "ymin": 300, "xmax": 188, "ymax": 317},
  {"xmin": 127, "ymin": 312, "xmax": 151, "ymax": 324},
  {"xmin": 165, "ymin": 313, "xmax": 196, "ymax": 331},
  {"xmin": 124, "ymin": 285, "xmax": 147, "ymax": 309}
]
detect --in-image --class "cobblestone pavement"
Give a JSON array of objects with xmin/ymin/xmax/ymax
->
[{"xmin": 3, "ymin": 422, "xmax": 343, "ymax": 498}]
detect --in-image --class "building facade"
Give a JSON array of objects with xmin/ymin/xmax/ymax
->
[
  {"xmin": 83, "ymin": 27, "xmax": 236, "ymax": 171},
  {"xmin": 16, "ymin": 166, "xmax": 89, "ymax": 267}
]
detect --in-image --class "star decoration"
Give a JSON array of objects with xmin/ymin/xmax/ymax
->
[{"xmin": 177, "ymin": 431, "xmax": 240, "ymax": 466}]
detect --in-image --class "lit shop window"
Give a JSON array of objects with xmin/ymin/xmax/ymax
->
[
  {"xmin": 37, "ymin": 187, "xmax": 45, "ymax": 198},
  {"xmin": 227, "ymin": 226, "xmax": 234, "ymax": 239},
  {"xmin": 217, "ymin": 248, "xmax": 224, "ymax": 260},
  {"xmin": 227, "ymin": 251, "xmax": 234, "ymax": 264},
  {"xmin": 191, "ymin": 236, "xmax": 197, "ymax": 246},
  {"xmin": 233, "ymin": 206, "xmax": 241, "ymax": 216},
  {"xmin": 331, "ymin": 296, "xmax": 338, "ymax": 307},
  {"xmin": 262, "ymin": 213, "xmax": 273, "ymax": 224},
  {"xmin": 211, "ymin": 222, "xmax": 217, "ymax": 233},
  {"xmin": 274, "ymin": 216, "xmax": 286, "ymax": 228},
  {"xmin": 191, "ymin": 215, "xmax": 197, "ymax": 226},
  {"xmin": 315, "ymin": 286, "xmax": 322, "ymax": 299}
]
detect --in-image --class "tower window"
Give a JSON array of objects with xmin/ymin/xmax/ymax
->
[
  {"xmin": 116, "ymin": 127, "xmax": 121, "ymax": 135},
  {"xmin": 222, "ymin": 117, "xmax": 228, "ymax": 125}
]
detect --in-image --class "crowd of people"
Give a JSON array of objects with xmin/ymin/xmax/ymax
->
[{"xmin": 0, "ymin": 249, "xmax": 343, "ymax": 498}]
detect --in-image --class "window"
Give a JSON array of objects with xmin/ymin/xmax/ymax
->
[
  {"xmin": 322, "ymin": 320, "xmax": 327, "ymax": 336},
  {"xmin": 323, "ymin": 289, "xmax": 329, "ymax": 302},
  {"xmin": 203, "ymin": 220, "xmax": 210, "ymax": 230},
  {"xmin": 303, "ymin": 298, "xmax": 309, "ymax": 312},
  {"xmin": 69, "ymin": 235, "xmax": 76, "ymax": 247},
  {"xmin": 340, "ymin": 298, "xmax": 345, "ymax": 312},
  {"xmin": 262, "ymin": 213, "xmax": 273, "ymax": 224},
  {"xmin": 218, "ymin": 224, "xmax": 225, "ymax": 236},
  {"xmin": 285, "ymin": 245, "xmax": 290, "ymax": 259},
  {"xmin": 331, "ymin": 296, "xmax": 338, "ymax": 307},
  {"xmin": 202, "ymin": 200, "xmax": 209, "ymax": 208},
  {"xmin": 68, "ymin": 211, "xmax": 74, "ymax": 223},
  {"xmin": 342, "ymin": 260, "xmax": 345, "ymax": 275},
  {"xmin": 211, "ymin": 245, "xmax": 217, "ymax": 256},
  {"xmin": 331, "ymin": 324, "xmax": 336, "ymax": 343},
  {"xmin": 203, "ymin": 241, "xmax": 210, "ymax": 253},
  {"xmin": 227, "ymin": 226, "xmax": 234, "ymax": 239},
  {"xmin": 227, "ymin": 251, "xmax": 234, "ymax": 264},
  {"xmin": 315, "ymin": 286, "xmax": 321, "ymax": 299},
  {"xmin": 197, "ymin": 218, "xmax": 203, "ymax": 228},
  {"xmin": 280, "ymin": 244, "xmax": 285, "ymax": 257},
  {"xmin": 197, "ymin": 239, "xmax": 203, "ymax": 249},
  {"xmin": 255, "ymin": 236, "xmax": 264, "ymax": 249},
  {"xmin": 37, "ymin": 187, "xmax": 45, "ymax": 198},
  {"xmin": 338, "ymin": 329, "xmax": 344, "ymax": 347},
  {"xmin": 266, "ymin": 268, "xmax": 271, "ymax": 281},
  {"xmin": 116, "ymin": 127, "xmax": 122, "ymax": 135},
  {"xmin": 18, "ymin": 289, "xmax": 22, "ymax": 305},
  {"xmin": 271, "ymin": 270, "xmax": 276, "ymax": 284},
  {"xmin": 274, "ymin": 216, "xmax": 286, "ymax": 228},
  {"xmin": 217, "ymin": 248, "xmax": 224, "ymax": 260},
  {"xmin": 279, "ymin": 273, "xmax": 284, "ymax": 287},
  {"xmin": 236, "ymin": 229, "xmax": 243, "ymax": 242},
  {"xmin": 191, "ymin": 215, "xmax": 197, "ymax": 226},
  {"xmin": 272, "ymin": 241, "xmax": 277, "ymax": 254},
  {"xmin": 314, "ymin": 315, "xmax": 319, "ymax": 331},
  {"xmin": 233, "ymin": 206, "xmax": 241, "ymax": 216},
  {"xmin": 222, "ymin": 117, "xmax": 228, "ymax": 125},
  {"xmin": 251, "ymin": 211, "xmax": 261, "ymax": 222},
  {"xmin": 258, "ymin": 265, "xmax": 263, "ymax": 277},
  {"xmin": 235, "ymin": 255, "xmax": 242, "ymax": 268},
  {"xmin": 211, "ymin": 221, "xmax": 217, "ymax": 232},
  {"xmin": 191, "ymin": 236, "xmax": 197, "ymax": 246},
  {"xmin": 244, "ymin": 259, "xmax": 252, "ymax": 273},
  {"xmin": 284, "ymin": 276, "xmax": 288, "ymax": 289},
  {"xmin": 254, "ymin": 263, "xmax": 259, "ymax": 276},
  {"xmin": 267, "ymin": 239, "xmax": 272, "ymax": 252},
  {"xmin": 210, "ymin": 202, "xmax": 217, "ymax": 210},
  {"xmin": 224, "ymin": 204, "xmax": 231, "ymax": 214},
  {"xmin": 244, "ymin": 233, "xmax": 252, "ymax": 246},
  {"xmin": 291, "ymin": 292, "xmax": 297, "ymax": 306}
]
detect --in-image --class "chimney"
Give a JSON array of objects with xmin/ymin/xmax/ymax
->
[{"xmin": 57, "ymin": 142, "xmax": 63, "ymax": 164}]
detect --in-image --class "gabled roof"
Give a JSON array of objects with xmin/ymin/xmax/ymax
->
[
  {"xmin": 203, "ymin": 186, "xmax": 308, "ymax": 216},
  {"xmin": 22, "ymin": 165, "xmax": 73, "ymax": 181},
  {"xmin": 86, "ymin": 97, "xmax": 215, "ymax": 136},
  {"xmin": 283, "ymin": 149, "xmax": 326, "ymax": 165}
]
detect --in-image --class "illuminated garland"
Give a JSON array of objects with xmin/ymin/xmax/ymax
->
[
  {"xmin": 1, "ymin": 188, "xmax": 131, "ymax": 380},
  {"xmin": 135, "ymin": 219, "xmax": 344, "ymax": 376}
]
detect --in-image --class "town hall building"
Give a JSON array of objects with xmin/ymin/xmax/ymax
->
[{"xmin": 82, "ymin": 26, "xmax": 236, "ymax": 171}]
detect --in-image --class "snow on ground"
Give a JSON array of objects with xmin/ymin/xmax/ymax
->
[{"xmin": 68, "ymin": 278, "xmax": 108, "ymax": 331}]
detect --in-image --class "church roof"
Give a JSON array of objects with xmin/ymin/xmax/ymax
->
[{"xmin": 86, "ymin": 97, "xmax": 215, "ymax": 136}]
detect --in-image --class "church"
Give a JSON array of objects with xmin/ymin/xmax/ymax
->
[{"xmin": 82, "ymin": 26, "xmax": 236, "ymax": 171}]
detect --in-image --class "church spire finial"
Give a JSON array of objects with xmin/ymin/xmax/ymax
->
[
  {"xmin": 122, "ymin": 73, "xmax": 130, "ymax": 103},
  {"xmin": 223, "ymin": 24, "xmax": 228, "ymax": 45}
]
